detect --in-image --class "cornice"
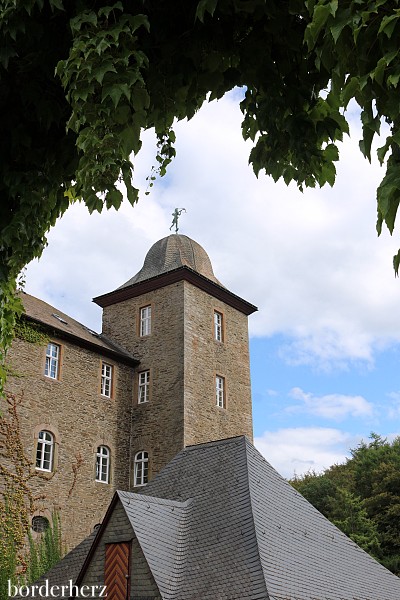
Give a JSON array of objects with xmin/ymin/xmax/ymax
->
[{"xmin": 93, "ymin": 266, "xmax": 258, "ymax": 316}]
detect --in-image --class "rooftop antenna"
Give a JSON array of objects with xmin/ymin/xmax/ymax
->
[{"xmin": 170, "ymin": 208, "xmax": 186, "ymax": 234}]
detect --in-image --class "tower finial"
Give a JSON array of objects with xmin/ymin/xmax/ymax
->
[{"xmin": 170, "ymin": 208, "xmax": 186, "ymax": 234}]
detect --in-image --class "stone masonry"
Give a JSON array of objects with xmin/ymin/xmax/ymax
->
[
  {"xmin": 4, "ymin": 332, "xmax": 134, "ymax": 551},
  {"xmin": 2, "ymin": 234, "xmax": 257, "ymax": 552}
]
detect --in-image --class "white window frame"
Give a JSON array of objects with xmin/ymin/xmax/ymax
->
[
  {"xmin": 36, "ymin": 431, "xmax": 54, "ymax": 472},
  {"xmin": 140, "ymin": 305, "xmax": 151, "ymax": 337},
  {"xmin": 101, "ymin": 362, "xmax": 113, "ymax": 398},
  {"xmin": 134, "ymin": 451, "xmax": 149, "ymax": 486},
  {"xmin": 138, "ymin": 370, "xmax": 150, "ymax": 404},
  {"xmin": 216, "ymin": 375, "xmax": 225, "ymax": 408},
  {"xmin": 96, "ymin": 446, "xmax": 110, "ymax": 483},
  {"xmin": 214, "ymin": 311, "xmax": 223, "ymax": 342},
  {"xmin": 45, "ymin": 343, "xmax": 60, "ymax": 379}
]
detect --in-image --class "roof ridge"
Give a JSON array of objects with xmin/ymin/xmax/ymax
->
[
  {"xmin": 241, "ymin": 437, "xmax": 271, "ymax": 599},
  {"xmin": 117, "ymin": 490, "xmax": 192, "ymax": 509},
  {"xmin": 184, "ymin": 434, "xmax": 249, "ymax": 451}
]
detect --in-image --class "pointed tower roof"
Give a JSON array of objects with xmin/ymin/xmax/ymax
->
[
  {"xmin": 74, "ymin": 437, "xmax": 400, "ymax": 600},
  {"xmin": 94, "ymin": 235, "xmax": 257, "ymax": 316}
]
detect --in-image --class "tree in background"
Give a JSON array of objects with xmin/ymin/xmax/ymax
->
[
  {"xmin": 291, "ymin": 434, "xmax": 400, "ymax": 574},
  {"xmin": 3, "ymin": 0, "xmax": 400, "ymax": 390}
]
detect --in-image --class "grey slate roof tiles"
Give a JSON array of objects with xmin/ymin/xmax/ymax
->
[
  {"xmin": 137, "ymin": 436, "xmax": 400, "ymax": 600},
  {"xmin": 117, "ymin": 492, "xmax": 192, "ymax": 600},
  {"xmin": 53, "ymin": 436, "xmax": 400, "ymax": 599}
]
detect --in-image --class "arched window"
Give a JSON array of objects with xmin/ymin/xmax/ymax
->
[
  {"xmin": 96, "ymin": 446, "xmax": 110, "ymax": 483},
  {"xmin": 36, "ymin": 431, "xmax": 54, "ymax": 472},
  {"xmin": 134, "ymin": 451, "xmax": 148, "ymax": 487},
  {"xmin": 31, "ymin": 516, "xmax": 49, "ymax": 534}
]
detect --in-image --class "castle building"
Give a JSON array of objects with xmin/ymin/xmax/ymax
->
[
  {"xmin": 33, "ymin": 436, "xmax": 400, "ymax": 600},
  {"xmin": 3, "ymin": 234, "xmax": 257, "ymax": 550},
  {"xmin": 6, "ymin": 234, "xmax": 400, "ymax": 600}
]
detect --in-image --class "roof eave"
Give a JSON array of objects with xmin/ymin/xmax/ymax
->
[
  {"xmin": 22, "ymin": 314, "xmax": 139, "ymax": 367},
  {"xmin": 93, "ymin": 266, "xmax": 258, "ymax": 316}
]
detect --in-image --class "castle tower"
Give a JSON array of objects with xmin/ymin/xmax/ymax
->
[{"xmin": 94, "ymin": 234, "xmax": 257, "ymax": 485}]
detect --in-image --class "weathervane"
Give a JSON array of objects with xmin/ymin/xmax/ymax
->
[{"xmin": 170, "ymin": 208, "xmax": 186, "ymax": 234}]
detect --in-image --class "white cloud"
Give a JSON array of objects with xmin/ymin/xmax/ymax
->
[
  {"xmin": 254, "ymin": 427, "xmax": 356, "ymax": 479},
  {"xmin": 24, "ymin": 92, "xmax": 400, "ymax": 367},
  {"xmin": 287, "ymin": 387, "xmax": 374, "ymax": 420},
  {"xmin": 387, "ymin": 392, "xmax": 400, "ymax": 419}
]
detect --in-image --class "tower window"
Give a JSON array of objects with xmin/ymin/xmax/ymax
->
[
  {"xmin": 134, "ymin": 451, "xmax": 149, "ymax": 486},
  {"xmin": 96, "ymin": 446, "xmax": 110, "ymax": 483},
  {"xmin": 140, "ymin": 306, "xmax": 151, "ymax": 337},
  {"xmin": 138, "ymin": 370, "xmax": 150, "ymax": 404},
  {"xmin": 45, "ymin": 343, "xmax": 60, "ymax": 379},
  {"xmin": 216, "ymin": 375, "xmax": 225, "ymax": 408},
  {"xmin": 36, "ymin": 431, "xmax": 54, "ymax": 472},
  {"xmin": 214, "ymin": 311, "xmax": 223, "ymax": 342},
  {"xmin": 101, "ymin": 362, "xmax": 113, "ymax": 398}
]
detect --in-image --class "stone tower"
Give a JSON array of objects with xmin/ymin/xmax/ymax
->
[{"xmin": 94, "ymin": 234, "xmax": 257, "ymax": 485}]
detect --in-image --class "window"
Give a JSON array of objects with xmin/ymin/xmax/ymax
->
[
  {"xmin": 101, "ymin": 363, "xmax": 113, "ymax": 398},
  {"xmin": 134, "ymin": 451, "xmax": 148, "ymax": 486},
  {"xmin": 36, "ymin": 431, "xmax": 54, "ymax": 472},
  {"xmin": 214, "ymin": 311, "xmax": 223, "ymax": 342},
  {"xmin": 96, "ymin": 446, "xmax": 110, "ymax": 483},
  {"xmin": 45, "ymin": 343, "xmax": 60, "ymax": 379},
  {"xmin": 140, "ymin": 305, "xmax": 151, "ymax": 337},
  {"xmin": 216, "ymin": 375, "xmax": 225, "ymax": 408},
  {"xmin": 31, "ymin": 516, "xmax": 49, "ymax": 534},
  {"xmin": 138, "ymin": 370, "xmax": 150, "ymax": 404}
]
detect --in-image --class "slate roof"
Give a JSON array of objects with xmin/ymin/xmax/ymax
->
[
  {"xmin": 118, "ymin": 492, "xmax": 192, "ymax": 597},
  {"xmin": 75, "ymin": 436, "xmax": 400, "ymax": 600},
  {"xmin": 19, "ymin": 292, "xmax": 137, "ymax": 366},
  {"xmin": 118, "ymin": 234, "xmax": 223, "ymax": 288}
]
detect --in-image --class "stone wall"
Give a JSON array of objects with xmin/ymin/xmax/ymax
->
[
  {"xmin": 2, "ymin": 270, "xmax": 254, "ymax": 554},
  {"xmin": 3, "ymin": 335, "xmax": 134, "ymax": 551},
  {"xmin": 102, "ymin": 277, "xmax": 253, "ymax": 487},
  {"xmin": 102, "ymin": 282, "xmax": 185, "ymax": 481},
  {"xmin": 183, "ymin": 281, "xmax": 253, "ymax": 445}
]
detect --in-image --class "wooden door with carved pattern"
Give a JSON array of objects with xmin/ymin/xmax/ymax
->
[{"xmin": 104, "ymin": 542, "xmax": 131, "ymax": 600}]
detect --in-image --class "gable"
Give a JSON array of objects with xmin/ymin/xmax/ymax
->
[{"xmin": 81, "ymin": 499, "xmax": 160, "ymax": 600}]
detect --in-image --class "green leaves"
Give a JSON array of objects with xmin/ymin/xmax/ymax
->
[
  {"xmin": 376, "ymin": 163, "xmax": 400, "ymax": 241},
  {"xmin": 291, "ymin": 434, "xmax": 400, "ymax": 572},
  {"xmin": 195, "ymin": 0, "xmax": 219, "ymax": 23},
  {"xmin": 301, "ymin": 0, "xmax": 400, "ymax": 271},
  {"xmin": 305, "ymin": 0, "xmax": 338, "ymax": 50},
  {"xmin": 378, "ymin": 12, "xmax": 400, "ymax": 38},
  {"xmin": 57, "ymin": 4, "xmax": 150, "ymax": 212}
]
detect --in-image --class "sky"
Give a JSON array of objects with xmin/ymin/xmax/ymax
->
[{"xmin": 24, "ymin": 91, "xmax": 400, "ymax": 479}]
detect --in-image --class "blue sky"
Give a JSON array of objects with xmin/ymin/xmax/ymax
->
[{"xmin": 24, "ymin": 92, "xmax": 400, "ymax": 479}]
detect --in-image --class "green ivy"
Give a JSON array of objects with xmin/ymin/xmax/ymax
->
[
  {"xmin": 14, "ymin": 320, "xmax": 48, "ymax": 346},
  {"xmin": 3, "ymin": 0, "xmax": 400, "ymax": 392}
]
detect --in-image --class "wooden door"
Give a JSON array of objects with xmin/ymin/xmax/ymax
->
[{"xmin": 104, "ymin": 542, "xmax": 131, "ymax": 600}]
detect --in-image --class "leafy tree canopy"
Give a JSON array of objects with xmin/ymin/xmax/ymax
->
[
  {"xmin": 291, "ymin": 434, "xmax": 400, "ymax": 574},
  {"xmin": 2, "ymin": 0, "xmax": 400, "ymax": 386}
]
